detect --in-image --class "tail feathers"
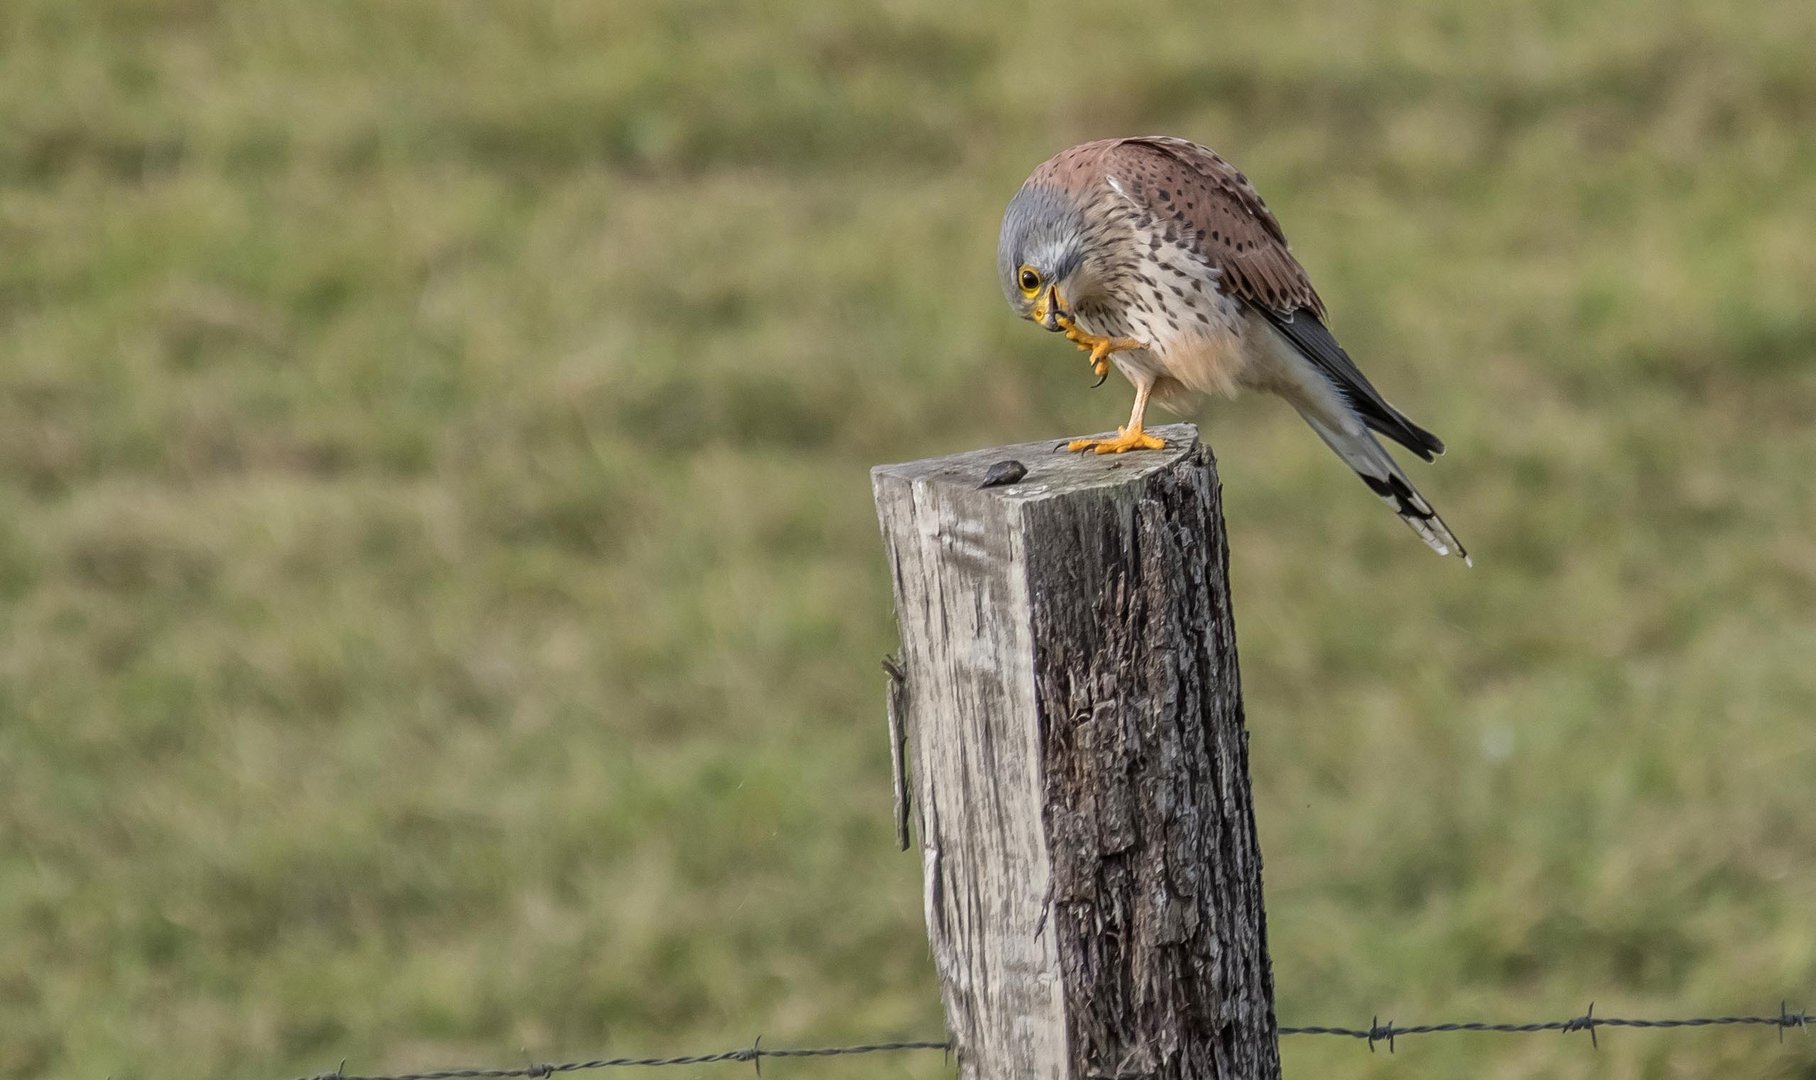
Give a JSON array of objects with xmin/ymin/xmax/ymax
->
[
  {"xmin": 1260, "ymin": 306, "xmax": 1446, "ymax": 462},
  {"xmin": 1295, "ymin": 408, "xmax": 1471, "ymax": 565}
]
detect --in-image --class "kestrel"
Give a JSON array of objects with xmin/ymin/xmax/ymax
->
[{"xmin": 999, "ymin": 136, "xmax": 1468, "ymax": 563}]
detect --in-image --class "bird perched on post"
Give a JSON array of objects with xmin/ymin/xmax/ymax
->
[{"xmin": 998, "ymin": 136, "xmax": 1468, "ymax": 563}]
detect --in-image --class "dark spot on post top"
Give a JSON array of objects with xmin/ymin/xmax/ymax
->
[{"xmin": 979, "ymin": 459, "xmax": 1028, "ymax": 489}]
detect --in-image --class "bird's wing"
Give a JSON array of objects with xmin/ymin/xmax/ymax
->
[
  {"xmin": 1100, "ymin": 136, "xmax": 1443, "ymax": 461},
  {"xmin": 1099, "ymin": 135, "xmax": 1324, "ymax": 317}
]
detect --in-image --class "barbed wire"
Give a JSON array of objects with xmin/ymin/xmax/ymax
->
[
  {"xmin": 293, "ymin": 1041, "xmax": 952, "ymax": 1080},
  {"xmin": 292, "ymin": 1003, "xmax": 1808, "ymax": 1079},
  {"xmin": 1277, "ymin": 1001, "xmax": 1810, "ymax": 1052}
]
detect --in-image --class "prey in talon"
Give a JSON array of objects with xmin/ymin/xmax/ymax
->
[{"xmin": 997, "ymin": 136, "xmax": 1470, "ymax": 562}]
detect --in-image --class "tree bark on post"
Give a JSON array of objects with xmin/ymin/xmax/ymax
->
[{"xmin": 873, "ymin": 425, "xmax": 1280, "ymax": 1080}]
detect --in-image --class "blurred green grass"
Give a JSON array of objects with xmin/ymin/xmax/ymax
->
[{"xmin": 3, "ymin": 1, "xmax": 1816, "ymax": 1078}]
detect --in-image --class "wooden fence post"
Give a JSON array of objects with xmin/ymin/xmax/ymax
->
[{"xmin": 873, "ymin": 424, "xmax": 1280, "ymax": 1080}]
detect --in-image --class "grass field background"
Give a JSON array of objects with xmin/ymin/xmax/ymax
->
[{"xmin": 4, "ymin": 2, "xmax": 1816, "ymax": 1078}]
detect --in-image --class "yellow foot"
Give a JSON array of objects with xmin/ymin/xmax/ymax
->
[
  {"xmin": 1058, "ymin": 315, "xmax": 1141, "ymax": 380},
  {"xmin": 1065, "ymin": 427, "xmax": 1167, "ymax": 455}
]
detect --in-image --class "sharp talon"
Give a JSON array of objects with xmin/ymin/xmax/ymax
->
[{"xmin": 1091, "ymin": 371, "xmax": 1108, "ymax": 388}]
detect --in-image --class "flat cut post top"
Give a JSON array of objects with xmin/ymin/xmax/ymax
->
[{"xmin": 871, "ymin": 424, "xmax": 1200, "ymax": 500}]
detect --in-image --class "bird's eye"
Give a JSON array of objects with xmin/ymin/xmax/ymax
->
[{"xmin": 1017, "ymin": 267, "xmax": 1042, "ymax": 295}]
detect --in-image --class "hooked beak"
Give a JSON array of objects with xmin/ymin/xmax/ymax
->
[{"xmin": 1032, "ymin": 284, "xmax": 1067, "ymax": 332}]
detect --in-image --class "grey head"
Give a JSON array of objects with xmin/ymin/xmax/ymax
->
[{"xmin": 997, "ymin": 183, "xmax": 1090, "ymax": 331}]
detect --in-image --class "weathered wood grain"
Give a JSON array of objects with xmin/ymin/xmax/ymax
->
[{"xmin": 873, "ymin": 425, "xmax": 1280, "ymax": 1080}]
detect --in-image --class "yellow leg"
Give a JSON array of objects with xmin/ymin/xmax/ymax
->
[{"xmin": 1066, "ymin": 380, "xmax": 1167, "ymax": 454}]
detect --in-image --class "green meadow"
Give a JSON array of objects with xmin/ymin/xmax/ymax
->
[{"xmin": 3, "ymin": 1, "xmax": 1815, "ymax": 1077}]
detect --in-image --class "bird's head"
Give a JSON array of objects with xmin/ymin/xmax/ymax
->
[{"xmin": 998, "ymin": 184, "xmax": 1090, "ymax": 332}]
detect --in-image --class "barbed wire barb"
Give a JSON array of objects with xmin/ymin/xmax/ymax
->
[{"xmin": 1561, "ymin": 1001, "xmax": 1598, "ymax": 1049}]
